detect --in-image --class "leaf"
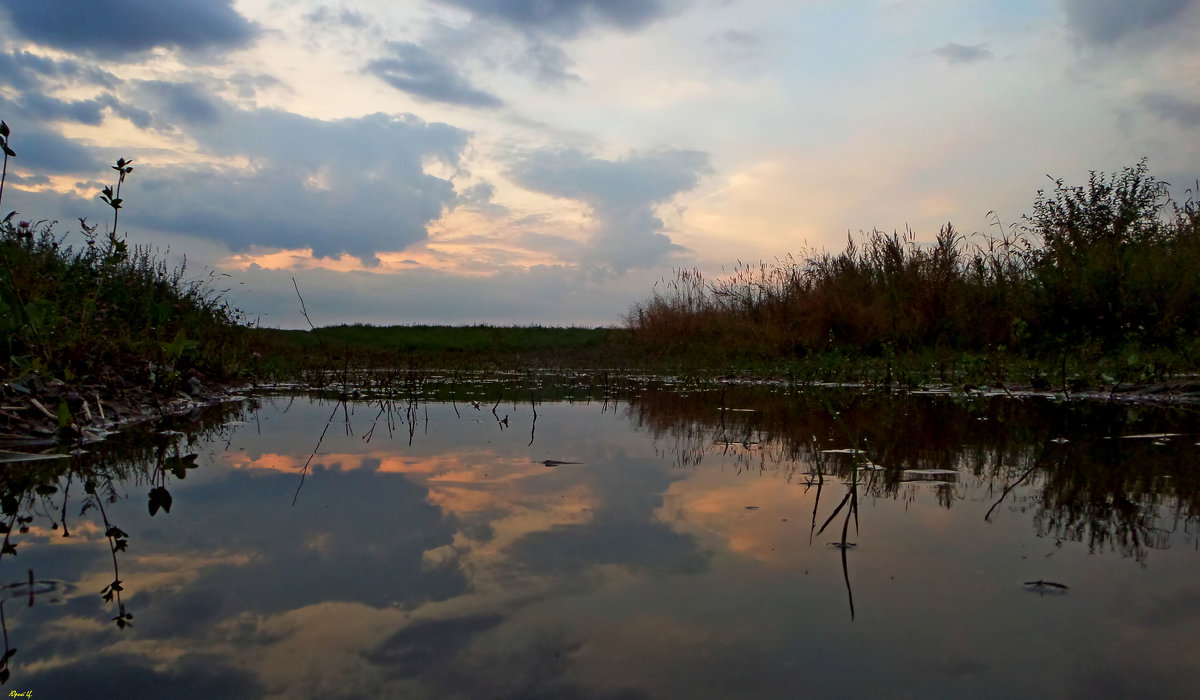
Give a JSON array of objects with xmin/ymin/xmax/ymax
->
[
  {"xmin": 1, "ymin": 648, "xmax": 15, "ymax": 660},
  {"xmin": 148, "ymin": 486, "xmax": 172, "ymax": 515},
  {"xmin": 1, "ymin": 145, "xmax": 13, "ymax": 158},
  {"xmin": 113, "ymin": 538, "xmax": 127, "ymax": 552},
  {"xmin": 56, "ymin": 400, "xmax": 72, "ymax": 428},
  {"xmin": 0, "ymin": 543, "xmax": 15, "ymax": 556},
  {"xmin": 104, "ymin": 526, "xmax": 127, "ymax": 539},
  {"xmin": 0, "ymin": 667, "xmax": 9, "ymax": 683},
  {"xmin": 0, "ymin": 120, "xmax": 9, "ymax": 137}
]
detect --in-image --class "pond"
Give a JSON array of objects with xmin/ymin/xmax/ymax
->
[{"xmin": 1, "ymin": 378, "xmax": 1198, "ymax": 698}]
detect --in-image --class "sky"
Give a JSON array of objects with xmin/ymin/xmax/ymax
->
[{"xmin": 0, "ymin": 0, "xmax": 1197, "ymax": 329}]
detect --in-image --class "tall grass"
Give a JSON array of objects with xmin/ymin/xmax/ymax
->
[{"xmin": 627, "ymin": 161, "xmax": 1200, "ymax": 377}]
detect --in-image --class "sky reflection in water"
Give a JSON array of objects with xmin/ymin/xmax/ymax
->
[{"xmin": 5, "ymin": 390, "xmax": 1200, "ymax": 699}]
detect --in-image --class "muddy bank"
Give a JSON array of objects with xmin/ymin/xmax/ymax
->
[{"xmin": 0, "ymin": 370, "xmax": 245, "ymax": 452}]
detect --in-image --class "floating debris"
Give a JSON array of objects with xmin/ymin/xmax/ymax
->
[
  {"xmin": 744, "ymin": 505, "xmax": 759, "ymax": 510},
  {"xmin": 1024, "ymin": 579, "xmax": 1069, "ymax": 593}
]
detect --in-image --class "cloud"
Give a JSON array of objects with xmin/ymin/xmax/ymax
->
[
  {"xmin": 1141, "ymin": 92, "xmax": 1200, "ymax": 128},
  {"xmin": 305, "ymin": 6, "xmax": 372, "ymax": 29},
  {"xmin": 366, "ymin": 42, "xmax": 504, "ymax": 108},
  {"xmin": 931, "ymin": 42, "xmax": 993, "ymax": 65},
  {"xmin": 1060, "ymin": 0, "xmax": 1196, "ymax": 46},
  {"xmin": 129, "ymin": 104, "xmax": 469, "ymax": 264},
  {"xmin": 439, "ymin": 0, "xmax": 671, "ymax": 39},
  {"xmin": 0, "ymin": 0, "xmax": 260, "ymax": 58},
  {"xmin": 122, "ymin": 462, "xmax": 469, "ymax": 624},
  {"xmin": 137, "ymin": 81, "xmax": 222, "ymax": 128},
  {"xmin": 0, "ymin": 120, "xmax": 102, "ymax": 173},
  {"xmin": 229, "ymin": 73, "xmax": 284, "ymax": 101},
  {"xmin": 3, "ymin": 77, "xmax": 469, "ymax": 265},
  {"xmin": 456, "ymin": 182, "xmax": 510, "ymax": 215},
  {"xmin": 507, "ymin": 148, "xmax": 711, "ymax": 272},
  {"xmin": 515, "ymin": 37, "xmax": 581, "ymax": 85},
  {"xmin": 0, "ymin": 50, "xmax": 119, "ymax": 91},
  {"xmin": 368, "ymin": 614, "xmax": 507, "ymax": 679},
  {"xmin": 18, "ymin": 92, "xmax": 119, "ymax": 126}
]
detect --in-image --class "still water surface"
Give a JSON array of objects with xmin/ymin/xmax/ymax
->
[{"xmin": 3, "ymin": 384, "xmax": 1199, "ymax": 698}]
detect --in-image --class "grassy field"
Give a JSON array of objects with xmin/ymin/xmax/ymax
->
[{"xmin": 246, "ymin": 324, "xmax": 629, "ymax": 374}]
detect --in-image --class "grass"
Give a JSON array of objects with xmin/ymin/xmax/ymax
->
[
  {"xmin": 246, "ymin": 323, "xmax": 626, "ymax": 375},
  {"xmin": 0, "ymin": 122, "xmax": 248, "ymax": 400},
  {"xmin": 625, "ymin": 160, "xmax": 1200, "ymax": 386}
]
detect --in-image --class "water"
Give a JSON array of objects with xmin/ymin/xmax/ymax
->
[{"xmin": 2, "ymin": 384, "xmax": 1198, "ymax": 698}]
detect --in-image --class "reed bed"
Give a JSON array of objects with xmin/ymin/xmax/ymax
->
[{"xmin": 626, "ymin": 161, "xmax": 1200, "ymax": 380}]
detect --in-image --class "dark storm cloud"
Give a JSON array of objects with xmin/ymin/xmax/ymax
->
[
  {"xmin": 0, "ymin": 50, "xmax": 119, "ymax": 91},
  {"xmin": 508, "ymin": 148, "xmax": 711, "ymax": 272},
  {"xmin": 1142, "ymin": 92, "xmax": 1200, "ymax": 128},
  {"xmin": 3, "ymin": 74, "xmax": 469, "ymax": 264},
  {"xmin": 4, "ymin": 122, "xmax": 102, "ymax": 173},
  {"xmin": 126, "ymin": 100, "xmax": 469, "ymax": 264},
  {"xmin": 0, "ymin": 51, "xmax": 133, "ymax": 132},
  {"xmin": 138, "ymin": 80, "xmax": 222, "ymax": 127},
  {"xmin": 366, "ymin": 41, "xmax": 504, "ymax": 108},
  {"xmin": 1060, "ymin": 0, "xmax": 1196, "ymax": 46},
  {"xmin": 19, "ymin": 92, "xmax": 118, "ymax": 125},
  {"xmin": 0, "ymin": 0, "xmax": 259, "ymax": 58},
  {"xmin": 109, "ymin": 461, "xmax": 468, "ymax": 636},
  {"xmin": 932, "ymin": 42, "xmax": 993, "ymax": 65},
  {"xmin": 440, "ymin": 0, "xmax": 670, "ymax": 38}
]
